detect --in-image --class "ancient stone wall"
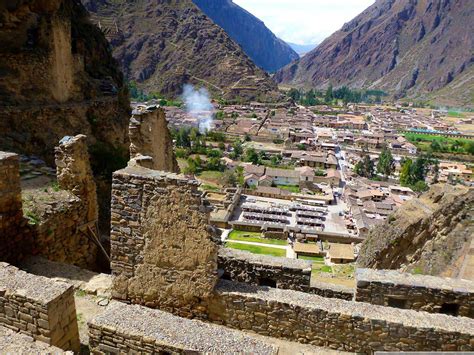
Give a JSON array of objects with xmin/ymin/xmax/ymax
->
[
  {"xmin": 0, "ymin": 326, "xmax": 71, "ymax": 354},
  {"xmin": 129, "ymin": 107, "xmax": 179, "ymax": 173},
  {"xmin": 28, "ymin": 135, "xmax": 99, "ymax": 269},
  {"xmin": 207, "ymin": 280, "xmax": 474, "ymax": 353},
  {"xmin": 110, "ymin": 166, "xmax": 218, "ymax": 318},
  {"xmin": 88, "ymin": 301, "xmax": 276, "ymax": 354},
  {"xmin": 0, "ymin": 152, "xmax": 30, "ymax": 263},
  {"xmin": 0, "ymin": 263, "xmax": 80, "ymax": 352},
  {"xmin": 218, "ymin": 248, "xmax": 311, "ymax": 291},
  {"xmin": 308, "ymin": 281, "xmax": 354, "ymax": 300},
  {"xmin": 355, "ymin": 268, "xmax": 474, "ymax": 318}
]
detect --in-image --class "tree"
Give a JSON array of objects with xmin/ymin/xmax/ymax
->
[
  {"xmin": 235, "ymin": 166, "xmax": 245, "ymax": 186},
  {"xmin": 231, "ymin": 140, "xmax": 243, "ymax": 158},
  {"xmin": 207, "ymin": 157, "xmax": 224, "ymax": 171},
  {"xmin": 288, "ymin": 88, "xmax": 301, "ymax": 102},
  {"xmin": 223, "ymin": 170, "xmax": 237, "ymax": 187},
  {"xmin": 467, "ymin": 141, "xmax": 474, "ymax": 155},
  {"xmin": 324, "ymin": 84, "xmax": 333, "ymax": 103},
  {"xmin": 377, "ymin": 145, "xmax": 394, "ymax": 178},
  {"xmin": 399, "ymin": 158, "xmax": 413, "ymax": 186},
  {"xmin": 244, "ymin": 148, "xmax": 260, "ymax": 165},
  {"xmin": 354, "ymin": 153, "xmax": 375, "ymax": 178}
]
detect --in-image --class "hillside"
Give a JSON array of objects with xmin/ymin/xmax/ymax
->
[
  {"xmin": 358, "ymin": 184, "xmax": 474, "ymax": 279},
  {"xmin": 275, "ymin": 0, "xmax": 474, "ymax": 107},
  {"xmin": 192, "ymin": 0, "xmax": 298, "ymax": 72},
  {"xmin": 82, "ymin": 0, "xmax": 280, "ymax": 101},
  {"xmin": 0, "ymin": 0, "xmax": 129, "ymax": 166}
]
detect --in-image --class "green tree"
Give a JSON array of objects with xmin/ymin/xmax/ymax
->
[
  {"xmin": 223, "ymin": 170, "xmax": 237, "ymax": 187},
  {"xmin": 244, "ymin": 148, "xmax": 260, "ymax": 165},
  {"xmin": 377, "ymin": 145, "xmax": 394, "ymax": 178},
  {"xmin": 324, "ymin": 84, "xmax": 333, "ymax": 103},
  {"xmin": 467, "ymin": 141, "xmax": 474, "ymax": 155},
  {"xmin": 231, "ymin": 140, "xmax": 243, "ymax": 158},
  {"xmin": 354, "ymin": 153, "xmax": 375, "ymax": 178},
  {"xmin": 399, "ymin": 158, "xmax": 413, "ymax": 186},
  {"xmin": 288, "ymin": 88, "xmax": 301, "ymax": 102},
  {"xmin": 235, "ymin": 166, "xmax": 245, "ymax": 186}
]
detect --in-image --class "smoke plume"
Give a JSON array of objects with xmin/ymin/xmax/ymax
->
[{"xmin": 181, "ymin": 84, "xmax": 214, "ymax": 133}]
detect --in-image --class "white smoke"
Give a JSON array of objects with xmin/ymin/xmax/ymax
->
[{"xmin": 181, "ymin": 84, "xmax": 214, "ymax": 134}]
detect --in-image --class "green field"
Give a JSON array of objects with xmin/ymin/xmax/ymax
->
[
  {"xmin": 405, "ymin": 133, "xmax": 474, "ymax": 155},
  {"xmin": 228, "ymin": 230, "xmax": 287, "ymax": 246},
  {"xmin": 297, "ymin": 255, "xmax": 325, "ymax": 262},
  {"xmin": 225, "ymin": 242, "xmax": 286, "ymax": 257},
  {"xmin": 312, "ymin": 263, "xmax": 333, "ymax": 274},
  {"xmin": 277, "ymin": 185, "xmax": 300, "ymax": 193},
  {"xmin": 447, "ymin": 111, "xmax": 466, "ymax": 118}
]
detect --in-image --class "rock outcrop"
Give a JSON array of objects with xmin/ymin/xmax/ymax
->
[
  {"xmin": 275, "ymin": 0, "xmax": 474, "ymax": 107},
  {"xmin": 192, "ymin": 0, "xmax": 298, "ymax": 72},
  {"xmin": 358, "ymin": 184, "xmax": 474, "ymax": 278},
  {"xmin": 0, "ymin": 0, "xmax": 130, "ymax": 166},
  {"xmin": 82, "ymin": 0, "xmax": 280, "ymax": 101}
]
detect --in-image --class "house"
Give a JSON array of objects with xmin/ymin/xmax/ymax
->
[
  {"xmin": 244, "ymin": 174, "xmax": 259, "ymax": 187},
  {"xmin": 243, "ymin": 164, "xmax": 265, "ymax": 177},
  {"xmin": 439, "ymin": 162, "xmax": 473, "ymax": 182},
  {"xmin": 297, "ymin": 166, "xmax": 315, "ymax": 183},
  {"xmin": 327, "ymin": 243, "xmax": 355, "ymax": 264},
  {"xmin": 294, "ymin": 242, "xmax": 324, "ymax": 258},
  {"xmin": 265, "ymin": 167, "xmax": 300, "ymax": 186},
  {"xmin": 258, "ymin": 175, "xmax": 273, "ymax": 187}
]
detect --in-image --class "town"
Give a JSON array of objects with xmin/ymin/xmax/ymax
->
[{"xmin": 159, "ymin": 97, "xmax": 474, "ymax": 287}]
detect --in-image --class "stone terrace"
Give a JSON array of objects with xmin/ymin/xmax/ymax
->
[
  {"xmin": 356, "ymin": 268, "xmax": 474, "ymax": 317},
  {"xmin": 0, "ymin": 326, "xmax": 71, "ymax": 354},
  {"xmin": 0, "ymin": 262, "xmax": 80, "ymax": 351},
  {"xmin": 88, "ymin": 301, "xmax": 277, "ymax": 354},
  {"xmin": 207, "ymin": 280, "xmax": 474, "ymax": 352},
  {"xmin": 219, "ymin": 248, "xmax": 312, "ymax": 291}
]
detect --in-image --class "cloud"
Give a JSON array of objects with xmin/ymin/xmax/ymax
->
[{"xmin": 233, "ymin": 0, "xmax": 375, "ymax": 45}]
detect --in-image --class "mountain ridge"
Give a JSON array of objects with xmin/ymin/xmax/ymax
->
[
  {"xmin": 82, "ymin": 0, "xmax": 280, "ymax": 101},
  {"xmin": 192, "ymin": 0, "xmax": 298, "ymax": 72},
  {"xmin": 275, "ymin": 0, "xmax": 474, "ymax": 107}
]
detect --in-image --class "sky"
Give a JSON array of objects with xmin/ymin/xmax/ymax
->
[{"xmin": 233, "ymin": 0, "xmax": 375, "ymax": 45}]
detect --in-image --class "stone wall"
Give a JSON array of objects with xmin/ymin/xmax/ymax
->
[
  {"xmin": 207, "ymin": 280, "xmax": 474, "ymax": 353},
  {"xmin": 218, "ymin": 248, "xmax": 311, "ymax": 291},
  {"xmin": 110, "ymin": 166, "xmax": 219, "ymax": 318},
  {"xmin": 88, "ymin": 301, "xmax": 277, "ymax": 354},
  {"xmin": 26, "ymin": 135, "xmax": 99, "ymax": 269},
  {"xmin": 0, "ymin": 263, "xmax": 80, "ymax": 352},
  {"xmin": 0, "ymin": 326, "xmax": 71, "ymax": 354},
  {"xmin": 0, "ymin": 152, "xmax": 30, "ymax": 263},
  {"xmin": 355, "ymin": 268, "xmax": 474, "ymax": 318},
  {"xmin": 129, "ymin": 106, "xmax": 179, "ymax": 173},
  {"xmin": 308, "ymin": 281, "xmax": 354, "ymax": 301}
]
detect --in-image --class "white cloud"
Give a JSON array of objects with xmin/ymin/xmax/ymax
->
[{"xmin": 233, "ymin": 0, "xmax": 375, "ymax": 45}]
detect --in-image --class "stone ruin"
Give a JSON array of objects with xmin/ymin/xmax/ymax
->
[
  {"xmin": 129, "ymin": 105, "xmax": 179, "ymax": 172},
  {"xmin": 0, "ymin": 107, "xmax": 473, "ymax": 353}
]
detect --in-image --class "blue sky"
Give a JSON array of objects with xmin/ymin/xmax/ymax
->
[{"xmin": 233, "ymin": 0, "xmax": 375, "ymax": 45}]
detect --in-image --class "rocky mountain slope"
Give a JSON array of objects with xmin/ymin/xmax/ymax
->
[
  {"xmin": 82, "ymin": 0, "xmax": 280, "ymax": 101},
  {"xmin": 358, "ymin": 184, "xmax": 474, "ymax": 279},
  {"xmin": 192, "ymin": 0, "xmax": 298, "ymax": 72},
  {"xmin": 0, "ymin": 0, "xmax": 130, "ymax": 166},
  {"xmin": 275, "ymin": 0, "xmax": 474, "ymax": 107}
]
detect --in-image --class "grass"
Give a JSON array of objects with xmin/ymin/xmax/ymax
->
[
  {"xmin": 225, "ymin": 242, "xmax": 286, "ymax": 257},
  {"xmin": 201, "ymin": 184, "xmax": 220, "ymax": 192},
  {"xmin": 228, "ymin": 230, "xmax": 287, "ymax": 246},
  {"xmin": 198, "ymin": 170, "xmax": 225, "ymax": 186},
  {"xmin": 297, "ymin": 255, "xmax": 325, "ymax": 262},
  {"xmin": 276, "ymin": 185, "xmax": 300, "ymax": 193},
  {"xmin": 447, "ymin": 110, "xmax": 465, "ymax": 118},
  {"xmin": 312, "ymin": 263, "xmax": 333, "ymax": 274},
  {"xmin": 405, "ymin": 132, "xmax": 474, "ymax": 155}
]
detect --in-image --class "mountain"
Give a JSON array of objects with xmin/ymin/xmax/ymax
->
[
  {"xmin": 192, "ymin": 0, "xmax": 299, "ymax": 72},
  {"xmin": 82, "ymin": 0, "xmax": 280, "ymax": 101},
  {"xmin": 275, "ymin": 0, "xmax": 474, "ymax": 107},
  {"xmin": 287, "ymin": 43, "xmax": 317, "ymax": 57},
  {"xmin": 358, "ymin": 184, "xmax": 473, "ymax": 279}
]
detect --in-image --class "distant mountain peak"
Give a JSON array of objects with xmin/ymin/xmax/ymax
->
[{"xmin": 193, "ymin": 0, "xmax": 299, "ymax": 72}]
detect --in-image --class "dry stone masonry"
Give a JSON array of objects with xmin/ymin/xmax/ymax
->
[
  {"xmin": 110, "ymin": 166, "xmax": 219, "ymax": 317},
  {"xmin": 219, "ymin": 248, "xmax": 312, "ymax": 291},
  {"xmin": 0, "ymin": 326, "xmax": 71, "ymax": 354},
  {"xmin": 207, "ymin": 280, "xmax": 474, "ymax": 353},
  {"xmin": 0, "ymin": 263, "xmax": 80, "ymax": 352},
  {"xmin": 88, "ymin": 301, "xmax": 277, "ymax": 354},
  {"xmin": 0, "ymin": 152, "xmax": 29, "ymax": 263},
  {"xmin": 129, "ymin": 106, "xmax": 179, "ymax": 172},
  {"xmin": 355, "ymin": 268, "xmax": 474, "ymax": 317}
]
